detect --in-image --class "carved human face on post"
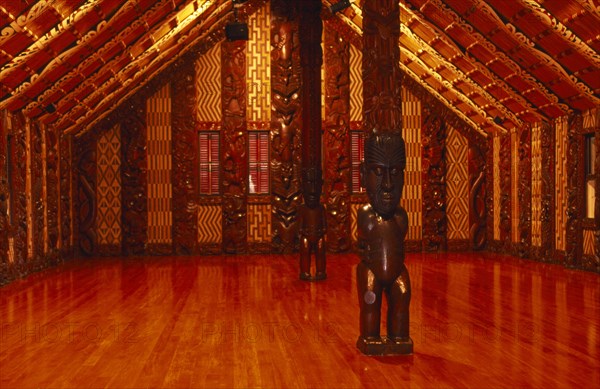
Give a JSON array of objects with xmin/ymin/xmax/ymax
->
[
  {"xmin": 302, "ymin": 167, "xmax": 322, "ymax": 209},
  {"xmin": 361, "ymin": 133, "xmax": 406, "ymax": 219}
]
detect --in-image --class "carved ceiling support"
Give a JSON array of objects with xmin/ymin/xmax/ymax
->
[
  {"xmin": 518, "ymin": 125, "xmax": 532, "ymax": 258},
  {"xmin": 221, "ymin": 40, "xmax": 248, "ymax": 254},
  {"xmin": 270, "ymin": 1, "xmax": 302, "ymax": 254},
  {"xmin": 120, "ymin": 98, "xmax": 148, "ymax": 256},
  {"xmin": 468, "ymin": 141, "xmax": 486, "ymax": 251},
  {"xmin": 59, "ymin": 133, "xmax": 73, "ymax": 258},
  {"xmin": 172, "ymin": 57, "xmax": 199, "ymax": 255},
  {"xmin": 323, "ymin": 21, "xmax": 351, "ymax": 253},
  {"xmin": 363, "ymin": 0, "xmax": 402, "ymax": 136},
  {"xmin": 422, "ymin": 110, "xmax": 447, "ymax": 251},
  {"xmin": 75, "ymin": 131, "xmax": 96, "ymax": 256}
]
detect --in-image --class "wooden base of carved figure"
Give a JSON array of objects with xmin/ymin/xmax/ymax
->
[
  {"xmin": 356, "ymin": 336, "xmax": 413, "ymax": 356},
  {"xmin": 299, "ymin": 271, "xmax": 327, "ymax": 282}
]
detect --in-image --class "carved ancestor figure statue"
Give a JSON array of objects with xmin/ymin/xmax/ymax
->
[
  {"xmin": 356, "ymin": 133, "xmax": 413, "ymax": 355},
  {"xmin": 298, "ymin": 167, "xmax": 327, "ymax": 281}
]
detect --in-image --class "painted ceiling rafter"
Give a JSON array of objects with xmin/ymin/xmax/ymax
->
[{"xmin": 480, "ymin": 0, "xmax": 599, "ymax": 105}]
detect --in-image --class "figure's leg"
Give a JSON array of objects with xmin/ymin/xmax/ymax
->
[
  {"xmin": 299, "ymin": 236, "xmax": 311, "ymax": 280},
  {"xmin": 314, "ymin": 237, "xmax": 326, "ymax": 280},
  {"xmin": 356, "ymin": 262, "xmax": 383, "ymax": 340},
  {"xmin": 387, "ymin": 264, "xmax": 411, "ymax": 341}
]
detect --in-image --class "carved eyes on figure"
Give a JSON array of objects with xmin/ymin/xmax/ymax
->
[{"xmin": 369, "ymin": 165, "xmax": 401, "ymax": 177}]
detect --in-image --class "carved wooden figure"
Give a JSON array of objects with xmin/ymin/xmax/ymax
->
[
  {"xmin": 356, "ymin": 133, "xmax": 412, "ymax": 355},
  {"xmin": 298, "ymin": 167, "xmax": 326, "ymax": 281}
]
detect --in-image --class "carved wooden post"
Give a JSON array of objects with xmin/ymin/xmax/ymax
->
[
  {"xmin": 221, "ymin": 40, "xmax": 248, "ymax": 254},
  {"xmin": 518, "ymin": 125, "xmax": 532, "ymax": 258},
  {"xmin": 271, "ymin": 1, "xmax": 302, "ymax": 253},
  {"xmin": 0, "ymin": 111, "xmax": 9, "ymax": 283},
  {"xmin": 323, "ymin": 21, "xmax": 351, "ymax": 253}
]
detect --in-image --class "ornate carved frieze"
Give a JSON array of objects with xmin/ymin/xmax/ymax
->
[
  {"xmin": 270, "ymin": 2, "xmax": 301, "ymax": 253},
  {"xmin": 221, "ymin": 40, "xmax": 248, "ymax": 254},
  {"xmin": 323, "ymin": 21, "xmax": 351, "ymax": 253}
]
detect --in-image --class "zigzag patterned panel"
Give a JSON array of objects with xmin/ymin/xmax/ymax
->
[
  {"xmin": 247, "ymin": 3, "xmax": 271, "ymax": 123},
  {"xmin": 511, "ymin": 130, "xmax": 520, "ymax": 243},
  {"xmin": 493, "ymin": 134, "xmax": 500, "ymax": 241},
  {"xmin": 247, "ymin": 204, "xmax": 272, "ymax": 243},
  {"xmin": 96, "ymin": 124, "xmax": 122, "ymax": 246},
  {"xmin": 195, "ymin": 43, "xmax": 221, "ymax": 123},
  {"xmin": 583, "ymin": 229, "xmax": 596, "ymax": 256},
  {"xmin": 446, "ymin": 126, "xmax": 469, "ymax": 240},
  {"xmin": 349, "ymin": 44, "xmax": 362, "ymax": 122},
  {"xmin": 555, "ymin": 116, "xmax": 568, "ymax": 251},
  {"xmin": 147, "ymin": 83, "xmax": 173, "ymax": 245},
  {"xmin": 350, "ymin": 202, "xmax": 361, "ymax": 243},
  {"xmin": 531, "ymin": 122, "xmax": 542, "ymax": 247},
  {"xmin": 401, "ymin": 87, "xmax": 422, "ymax": 241},
  {"xmin": 197, "ymin": 205, "xmax": 222, "ymax": 244}
]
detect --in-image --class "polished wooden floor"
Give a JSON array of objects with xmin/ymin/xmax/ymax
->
[{"xmin": 1, "ymin": 252, "xmax": 599, "ymax": 388}]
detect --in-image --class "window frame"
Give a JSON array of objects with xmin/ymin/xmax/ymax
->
[
  {"xmin": 198, "ymin": 131, "xmax": 221, "ymax": 196},
  {"xmin": 248, "ymin": 130, "xmax": 270, "ymax": 195}
]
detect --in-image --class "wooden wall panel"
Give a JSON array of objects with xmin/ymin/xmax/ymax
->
[
  {"xmin": 221, "ymin": 40, "xmax": 248, "ymax": 254},
  {"xmin": 45, "ymin": 123, "xmax": 59, "ymax": 261},
  {"xmin": 195, "ymin": 44, "xmax": 222, "ymax": 123},
  {"xmin": 323, "ymin": 21, "xmax": 351, "ymax": 253},
  {"xmin": 31, "ymin": 121, "xmax": 45, "ymax": 263},
  {"xmin": 247, "ymin": 4, "xmax": 271, "ymax": 124},
  {"xmin": 95, "ymin": 124, "xmax": 122, "ymax": 255},
  {"xmin": 531, "ymin": 123, "xmax": 542, "ymax": 248},
  {"xmin": 555, "ymin": 116, "xmax": 568, "ymax": 254},
  {"xmin": 499, "ymin": 132, "xmax": 512, "ymax": 254},
  {"xmin": 146, "ymin": 83, "xmax": 173, "ymax": 254},
  {"xmin": 446, "ymin": 125, "xmax": 469, "ymax": 249},
  {"xmin": 59, "ymin": 133, "xmax": 73, "ymax": 257},
  {"xmin": 270, "ymin": 1, "xmax": 301, "ymax": 254},
  {"xmin": 11, "ymin": 113, "xmax": 27, "ymax": 276},
  {"xmin": 75, "ymin": 131, "xmax": 96, "ymax": 256},
  {"xmin": 566, "ymin": 114, "xmax": 583, "ymax": 267},
  {"xmin": 173, "ymin": 57, "xmax": 200, "ymax": 255},
  {"xmin": 518, "ymin": 125, "xmax": 532, "ymax": 257},
  {"xmin": 469, "ymin": 140, "xmax": 486, "ymax": 250},
  {"xmin": 121, "ymin": 97, "xmax": 148, "ymax": 256},
  {"xmin": 0, "ymin": 111, "xmax": 10, "ymax": 283},
  {"xmin": 421, "ymin": 108, "xmax": 446, "ymax": 251}
]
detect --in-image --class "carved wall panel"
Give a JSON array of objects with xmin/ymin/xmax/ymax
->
[
  {"xmin": 45, "ymin": 123, "xmax": 59, "ymax": 261},
  {"xmin": 446, "ymin": 125, "xmax": 469, "ymax": 249},
  {"xmin": 469, "ymin": 141, "xmax": 486, "ymax": 251},
  {"xmin": 323, "ymin": 21, "xmax": 350, "ymax": 252},
  {"xmin": 95, "ymin": 124, "xmax": 122, "ymax": 255},
  {"xmin": 518, "ymin": 125, "xmax": 532, "ymax": 258},
  {"xmin": 555, "ymin": 116, "xmax": 568, "ymax": 255},
  {"xmin": 120, "ymin": 97, "xmax": 148, "ymax": 256},
  {"xmin": 499, "ymin": 133, "xmax": 512, "ymax": 254},
  {"xmin": 531, "ymin": 123, "xmax": 542, "ymax": 248},
  {"xmin": 59, "ymin": 133, "xmax": 72, "ymax": 257},
  {"xmin": 421, "ymin": 108, "xmax": 446, "ymax": 251},
  {"xmin": 11, "ymin": 113, "xmax": 27, "ymax": 275},
  {"xmin": 75, "ymin": 132, "xmax": 96, "ymax": 256},
  {"xmin": 173, "ymin": 56, "xmax": 200, "ymax": 255},
  {"xmin": 197, "ymin": 203, "xmax": 223, "ymax": 245},
  {"xmin": 0, "ymin": 111, "xmax": 9, "ymax": 283},
  {"xmin": 270, "ymin": 1, "xmax": 301, "ymax": 253},
  {"xmin": 31, "ymin": 121, "xmax": 45, "ymax": 264},
  {"xmin": 492, "ymin": 134, "xmax": 500, "ymax": 246},
  {"xmin": 221, "ymin": 40, "xmax": 248, "ymax": 254},
  {"xmin": 511, "ymin": 130, "xmax": 519, "ymax": 247},
  {"xmin": 539, "ymin": 121, "xmax": 555, "ymax": 262},
  {"xmin": 349, "ymin": 45, "xmax": 362, "ymax": 123},
  {"xmin": 566, "ymin": 114, "xmax": 583, "ymax": 267},
  {"xmin": 247, "ymin": 200, "xmax": 272, "ymax": 253}
]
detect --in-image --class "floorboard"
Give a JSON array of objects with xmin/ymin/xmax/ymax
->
[{"xmin": 1, "ymin": 252, "xmax": 598, "ymax": 388}]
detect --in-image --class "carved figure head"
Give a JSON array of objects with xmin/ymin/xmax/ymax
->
[
  {"xmin": 302, "ymin": 167, "xmax": 322, "ymax": 209},
  {"xmin": 361, "ymin": 133, "xmax": 406, "ymax": 219}
]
